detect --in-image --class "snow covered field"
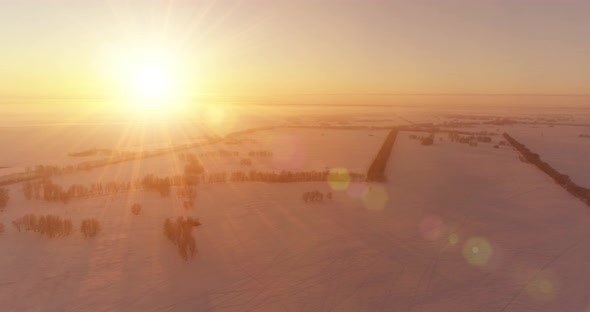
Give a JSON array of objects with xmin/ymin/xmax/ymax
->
[{"xmin": 2, "ymin": 105, "xmax": 590, "ymax": 311}]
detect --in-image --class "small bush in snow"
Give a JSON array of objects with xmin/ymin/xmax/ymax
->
[
  {"xmin": 81, "ymin": 219, "xmax": 100, "ymax": 238},
  {"xmin": 131, "ymin": 203, "xmax": 142, "ymax": 216}
]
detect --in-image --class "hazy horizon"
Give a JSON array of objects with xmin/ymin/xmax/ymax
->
[{"xmin": 2, "ymin": 0, "xmax": 589, "ymax": 101}]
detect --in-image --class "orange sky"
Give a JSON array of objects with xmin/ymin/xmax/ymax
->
[{"xmin": 1, "ymin": 0, "xmax": 589, "ymax": 101}]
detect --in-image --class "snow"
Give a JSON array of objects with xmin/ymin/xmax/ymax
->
[{"xmin": 2, "ymin": 108, "xmax": 590, "ymax": 311}]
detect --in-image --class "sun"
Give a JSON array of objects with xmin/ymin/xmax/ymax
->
[
  {"xmin": 111, "ymin": 45, "xmax": 186, "ymax": 112},
  {"xmin": 104, "ymin": 42, "xmax": 192, "ymax": 115},
  {"xmin": 129, "ymin": 60, "xmax": 174, "ymax": 99}
]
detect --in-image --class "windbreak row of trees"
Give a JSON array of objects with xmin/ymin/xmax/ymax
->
[
  {"xmin": 12, "ymin": 214, "xmax": 73, "ymax": 237},
  {"xmin": 504, "ymin": 133, "xmax": 590, "ymax": 206},
  {"xmin": 225, "ymin": 170, "xmax": 364, "ymax": 183},
  {"xmin": 367, "ymin": 129, "xmax": 399, "ymax": 182},
  {"xmin": 0, "ymin": 188, "xmax": 9, "ymax": 210},
  {"xmin": 23, "ymin": 179, "xmax": 143, "ymax": 203},
  {"xmin": 21, "ymin": 169, "xmax": 363, "ymax": 204},
  {"xmin": 22, "ymin": 175, "xmax": 177, "ymax": 203},
  {"xmin": 11, "ymin": 214, "xmax": 100, "ymax": 238}
]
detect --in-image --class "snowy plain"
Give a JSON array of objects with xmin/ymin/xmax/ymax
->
[{"xmin": 2, "ymin": 103, "xmax": 590, "ymax": 311}]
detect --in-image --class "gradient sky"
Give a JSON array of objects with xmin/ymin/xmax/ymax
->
[{"xmin": 1, "ymin": 0, "xmax": 589, "ymax": 99}]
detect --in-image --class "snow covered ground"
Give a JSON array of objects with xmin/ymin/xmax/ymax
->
[{"xmin": 2, "ymin": 106, "xmax": 590, "ymax": 311}]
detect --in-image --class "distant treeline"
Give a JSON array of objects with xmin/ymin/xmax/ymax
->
[
  {"xmin": 504, "ymin": 133, "xmax": 590, "ymax": 206},
  {"xmin": 366, "ymin": 129, "xmax": 399, "ymax": 182},
  {"xmin": 68, "ymin": 148, "xmax": 114, "ymax": 157}
]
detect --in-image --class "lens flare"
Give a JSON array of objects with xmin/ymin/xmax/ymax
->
[
  {"xmin": 327, "ymin": 168, "xmax": 351, "ymax": 191},
  {"xmin": 448, "ymin": 233, "xmax": 459, "ymax": 245},
  {"xmin": 362, "ymin": 184, "xmax": 388, "ymax": 211},
  {"xmin": 462, "ymin": 237, "xmax": 493, "ymax": 267},
  {"xmin": 525, "ymin": 271, "xmax": 559, "ymax": 302}
]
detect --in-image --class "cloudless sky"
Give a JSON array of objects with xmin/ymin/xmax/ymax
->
[{"xmin": 1, "ymin": 0, "xmax": 589, "ymax": 99}]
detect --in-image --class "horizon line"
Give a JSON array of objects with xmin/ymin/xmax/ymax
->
[{"xmin": 2, "ymin": 93, "xmax": 590, "ymax": 101}]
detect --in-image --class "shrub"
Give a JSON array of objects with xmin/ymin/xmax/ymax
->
[
  {"xmin": 240, "ymin": 158, "xmax": 253, "ymax": 166},
  {"xmin": 163, "ymin": 217, "xmax": 201, "ymax": 260},
  {"xmin": 0, "ymin": 222, "xmax": 4, "ymax": 234},
  {"xmin": 131, "ymin": 203, "xmax": 142, "ymax": 216},
  {"xmin": 81, "ymin": 219, "xmax": 100, "ymax": 238},
  {"xmin": 302, "ymin": 190, "xmax": 329, "ymax": 203},
  {"xmin": 12, "ymin": 214, "xmax": 72, "ymax": 237}
]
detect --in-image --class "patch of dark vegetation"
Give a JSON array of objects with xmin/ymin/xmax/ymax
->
[
  {"xmin": 408, "ymin": 133, "xmax": 436, "ymax": 146},
  {"xmin": 179, "ymin": 153, "xmax": 205, "ymax": 176},
  {"xmin": 80, "ymin": 219, "xmax": 100, "ymax": 238},
  {"xmin": 0, "ymin": 187, "xmax": 9, "ymax": 211},
  {"xmin": 23, "ymin": 179, "xmax": 73, "ymax": 203},
  {"xmin": 131, "ymin": 203, "xmax": 142, "ymax": 216},
  {"xmin": 302, "ymin": 191, "xmax": 332, "ymax": 203},
  {"xmin": 164, "ymin": 217, "xmax": 201, "ymax": 260},
  {"xmin": 141, "ymin": 175, "xmax": 172, "ymax": 197},
  {"xmin": 240, "ymin": 158, "xmax": 253, "ymax": 166},
  {"xmin": 0, "ymin": 222, "xmax": 4, "ymax": 235},
  {"xmin": 421, "ymin": 133, "xmax": 435, "ymax": 146},
  {"xmin": 580, "ymin": 134, "xmax": 590, "ymax": 139},
  {"xmin": 367, "ymin": 129, "xmax": 398, "ymax": 182},
  {"xmin": 504, "ymin": 133, "xmax": 590, "ymax": 206},
  {"xmin": 12, "ymin": 214, "xmax": 73, "ymax": 237}
]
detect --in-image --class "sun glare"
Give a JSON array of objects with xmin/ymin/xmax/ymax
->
[
  {"xmin": 130, "ymin": 60, "xmax": 174, "ymax": 99},
  {"xmin": 108, "ymin": 44, "xmax": 188, "ymax": 115}
]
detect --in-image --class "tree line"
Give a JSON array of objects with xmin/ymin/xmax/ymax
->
[
  {"xmin": 448, "ymin": 132, "xmax": 493, "ymax": 146},
  {"xmin": 11, "ymin": 214, "xmax": 100, "ymax": 238},
  {"xmin": 367, "ymin": 129, "xmax": 399, "ymax": 182},
  {"xmin": 504, "ymin": 133, "xmax": 590, "ymax": 206},
  {"xmin": 0, "ymin": 188, "xmax": 9, "ymax": 210}
]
